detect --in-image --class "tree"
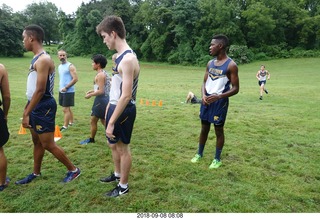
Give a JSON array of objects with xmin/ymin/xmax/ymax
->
[
  {"xmin": 24, "ymin": 2, "xmax": 60, "ymax": 45},
  {"xmin": 0, "ymin": 5, "xmax": 24, "ymax": 57}
]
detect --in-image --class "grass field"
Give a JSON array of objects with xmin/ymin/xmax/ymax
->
[{"xmin": 0, "ymin": 52, "xmax": 319, "ymax": 213}]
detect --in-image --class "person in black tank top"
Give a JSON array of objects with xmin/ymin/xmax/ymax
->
[
  {"xmin": 0, "ymin": 64, "xmax": 11, "ymax": 191},
  {"xmin": 96, "ymin": 15, "xmax": 140, "ymax": 197}
]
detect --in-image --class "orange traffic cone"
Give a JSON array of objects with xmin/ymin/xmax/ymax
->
[
  {"xmin": 54, "ymin": 125, "xmax": 62, "ymax": 142},
  {"xmin": 152, "ymin": 100, "xmax": 156, "ymax": 106},
  {"xmin": 140, "ymin": 99, "xmax": 144, "ymax": 105},
  {"xmin": 145, "ymin": 100, "xmax": 150, "ymax": 106},
  {"xmin": 158, "ymin": 100, "xmax": 163, "ymax": 107},
  {"xmin": 18, "ymin": 124, "xmax": 27, "ymax": 134}
]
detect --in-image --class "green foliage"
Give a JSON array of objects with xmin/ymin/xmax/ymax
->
[
  {"xmin": 1, "ymin": 0, "xmax": 320, "ymax": 64},
  {"xmin": 0, "ymin": 8, "xmax": 24, "ymax": 57},
  {"xmin": 23, "ymin": 2, "xmax": 60, "ymax": 45},
  {"xmin": 0, "ymin": 55, "xmax": 320, "ymax": 212},
  {"xmin": 229, "ymin": 45, "xmax": 254, "ymax": 64}
]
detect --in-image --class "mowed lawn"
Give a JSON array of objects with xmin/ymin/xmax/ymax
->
[{"xmin": 0, "ymin": 52, "xmax": 319, "ymax": 213}]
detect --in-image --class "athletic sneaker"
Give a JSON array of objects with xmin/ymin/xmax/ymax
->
[
  {"xmin": 259, "ymin": 96, "xmax": 263, "ymax": 100},
  {"xmin": 100, "ymin": 173, "xmax": 120, "ymax": 183},
  {"xmin": 80, "ymin": 138, "xmax": 95, "ymax": 145},
  {"xmin": 15, "ymin": 173, "xmax": 41, "ymax": 185},
  {"xmin": 191, "ymin": 154, "xmax": 202, "ymax": 163},
  {"xmin": 264, "ymin": 89, "xmax": 268, "ymax": 94},
  {"xmin": 60, "ymin": 126, "xmax": 68, "ymax": 131},
  {"xmin": 63, "ymin": 168, "xmax": 81, "ymax": 183},
  {"xmin": 105, "ymin": 185, "xmax": 129, "ymax": 197},
  {"xmin": 209, "ymin": 159, "xmax": 222, "ymax": 169},
  {"xmin": 0, "ymin": 177, "xmax": 10, "ymax": 191}
]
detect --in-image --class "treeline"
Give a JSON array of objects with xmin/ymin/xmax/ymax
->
[{"xmin": 1, "ymin": 0, "xmax": 320, "ymax": 65}]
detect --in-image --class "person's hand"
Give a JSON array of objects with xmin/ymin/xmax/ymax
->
[
  {"xmin": 205, "ymin": 93, "xmax": 220, "ymax": 104},
  {"xmin": 22, "ymin": 115, "xmax": 32, "ymax": 129},
  {"xmin": 106, "ymin": 123, "xmax": 115, "ymax": 140}
]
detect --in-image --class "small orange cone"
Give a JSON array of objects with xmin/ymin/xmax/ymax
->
[
  {"xmin": 140, "ymin": 98, "xmax": 144, "ymax": 105},
  {"xmin": 18, "ymin": 124, "xmax": 27, "ymax": 134},
  {"xmin": 54, "ymin": 125, "xmax": 62, "ymax": 142},
  {"xmin": 158, "ymin": 100, "xmax": 163, "ymax": 107},
  {"xmin": 145, "ymin": 100, "xmax": 150, "ymax": 106},
  {"xmin": 152, "ymin": 100, "xmax": 156, "ymax": 106}
]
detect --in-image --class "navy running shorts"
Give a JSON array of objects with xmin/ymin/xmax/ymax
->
[
  {"xmin": 29, "ymin": 97, "xmax": 57, "ymax": 134},
  {"xmin": 199, "ymin": 97, "xmax": 229, "ymax": 126},
  {"xmin": 258, "ymin": 80, "xmax": 266, "ymax": 86},
  {"xmin": 105, "ymin": 103, "xmax": 136, "ymax": 144},
  {"xmin": 91, "ymin": 95, "xmax": 109, "ymax": 119}
]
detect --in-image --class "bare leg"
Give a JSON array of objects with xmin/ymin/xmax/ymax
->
[
  {"xmin": 0, "ymin": 147, "xmax": 7, "ymax": 185},
  {"xmin": 199, "ymin": 122, "xmax": 210, "ymax": 145},
  {"xmin": 90, "ymin": 116, "xmax": 99, "ymax": 139},
  {"xmin": 38, "ymin": 131, "xmax": 76, "ymax": 171},
  {"xmin": 109, "ymin": 143, "xmax": 121, "ymax": 175},
  {"xmin": 62, "ymin": 107, "xmax": 71, "ymax": 127},
  {"xmin": 30, "ymin": 129, "xmax": 45, "ymax": 175},
  {"xmin": 116, "ymin": 141, "xmax": 131, "ymax": 185},
  {"xmin": 214, "ymin": 125, "xmax": 225, "ymax": 150}
]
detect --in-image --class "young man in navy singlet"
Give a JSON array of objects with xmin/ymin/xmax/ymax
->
[
  {"xmin": 96, "ymin": 16, "xmax": 140, "ymax": 197},
  {"xmin": 191, "ymin": 34, "xmax": 240, "ymax": 169},
  {"xmin": 15, "ymin": 24, "xmax": 80, "ymax": 185},
  {"xmin": 80, "ymin": 54, "xmax": 111, "ymax": 145},
  {"xmin": 256, "ymin": 65, "xmax": 270, "ymax": 100}
]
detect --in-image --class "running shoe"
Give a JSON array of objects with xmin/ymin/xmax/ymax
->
[
  {"xmin": 105, "ymin": 185, "xmax": 129, "ymax": 197},
  {"xmin": 191, "ymin": 154, "xmax": 202, "ymax": 163},
  {"xmin": 0, "ymin": 177, "xmax": 10, "ymax": 191},
  {"xmin": 264, "ymin": 89, "xmax": 268, "ymax": 94},
  {"xmin": 100, "ymin": 172, "xmax": 120, "ymax": 183},
  {"xmin": 60, "ymin": 126, "xmax": 68, "ymax": 132},
  {"xmin": 209, "ymin": 159, "xmax": 222, "ymax": 169},
  {"xmin": 63, "ymin": 168, "xmax": 81, "ymax": 183},
  {"xmin": 15, "ymin": 173, "xmax": 41, "ymax": 185},
  {"xmin": 80, "ymin": 138, "xmax": 95, "ymax": 145}
]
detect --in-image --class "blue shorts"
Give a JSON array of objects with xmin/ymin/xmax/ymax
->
[
  {"xmin": 259, "ymin": 80, "xmax": 266, "ymax": 86},
  {"xmin": 0, "ymin": 108, "xmax": 9, "ymax": 147},
  {"xmin": 59, "ymin": 92, "xmax": 75, "ymax": 107},
  {"xmin": 91, "ymin": 95, "xmax": 109, "ymax": 119},
  {"xmin": 105, "ymin": 103, "xmax": 136, "ymax": 144},
  {"xmin": 199, "ymin": 97, "xmax": 229, "ymax": 126},
  {"xmin": 29, "ymin": 97, "xmax": 57, "ymax": 134}
]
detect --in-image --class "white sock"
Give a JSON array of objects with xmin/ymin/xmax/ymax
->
[
  {"xmin": 119, "ymin": 183, "xmax": 128, "ymax": 189},
  {"xmin": 114, "ymin": 172, "xmax": 121, "ymax": 177}
]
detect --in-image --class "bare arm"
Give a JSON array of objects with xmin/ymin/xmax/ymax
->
[
  {"xmin": 22, "ymin": 56, "xmax": 51, "ymax": 128},
  {"xmin": 61, "ymin": 64, "xmax": 78, "ymax": 92},
  {"xmin": 85, "ymin": 72, "xmax": 105, "ymax": 99},
  {"xmin": 201, "ymin": 61, "xmax": 210, "ymax": 105},
  {"xmin": 267, "ymin": 70, "xmax": 270, "ymax": 80},
  {"xmin": 0, "ymin": 64, "xmax": 10, "ymax": 119},
  {"xmin": 256, "ymin": 71, "xmax": 260, "ymax": 80},
  {"xmin": 106, "ymin": 55, "xmax": 137, "ymax": 139}
]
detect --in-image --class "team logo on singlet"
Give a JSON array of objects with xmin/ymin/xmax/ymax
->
[
  {"xmin": 214, "ymin": 116, "xmax": 219, "ymax": 121},
  {"xmin": 208, "ymin": 68, "xmax": 224, "ymax": 80}
]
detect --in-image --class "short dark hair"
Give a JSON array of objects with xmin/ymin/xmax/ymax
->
[
  {"xmin": 24, "ymin": 24, "xmax": 45, "ymax": 43},
  {"xmin": 212, "ymin": 34, "xmax": 229, "ymax": 49},
  {"xmin": 92, "ymin": 54, "xmax": 107, "ymax": 68},
  {"xmin": 96, "ymin": 15, "xmax": 126, "ymax": 39}
]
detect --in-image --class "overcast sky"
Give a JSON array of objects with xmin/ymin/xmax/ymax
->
[{"xmin": 0, "ymin": 0, "xmax": 92, "ymax": 14}]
